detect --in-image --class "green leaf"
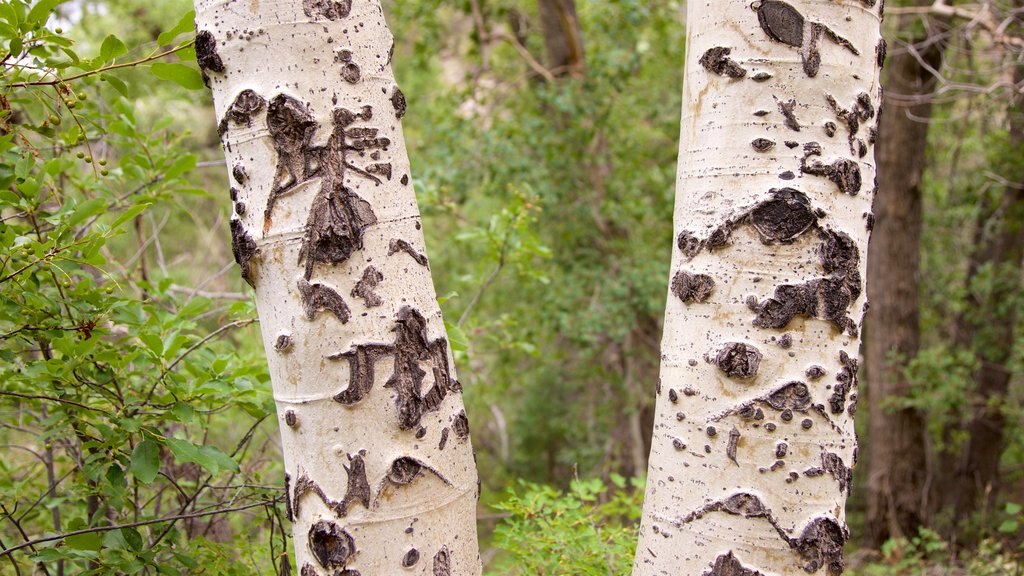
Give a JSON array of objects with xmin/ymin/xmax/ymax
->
[
  {"xmin": 1006, "ymin": 502, "xmax": 1022, "ymax": 515},
  {"xmin": 998, "ymin": 520, "xmax": 1020, "ymax": 534},
  {"xmin": 164, "ymin": 154, "xmax": 196, "ymax": 180},
  {"xmin": 157, "ymin": 10, "xmax": 195, "ymax": 46},
  {"xmin": 445, "ymin": 321, "xmax": 470, "ymax": 352},
  {"xmin": 103, "ymin": 74, "xmax": 129, "ymax": 97},
  {"xmin": 130, "ymin": 440, "xmax": 160, "ymax": 484},
  {"xmin": 165, "ymin": 438, "xmax": 238, "ymax": 475},
  {"xmin": 65, "ymin": 530, "xmax": 103, "ymax": 551},
  {"xmin": 27, "ymin": 0, "xmax": 64, "ymax": 25},
  {"xmin": 150, "ymin": 62, "xmax": 204, "ymax": 90},
  {"xmin": 100, "ymin": 34, "xmax": 127, "ymax": 61},
  {"xmin": 109, "ymin": 203, "xmax": 150, "ymax": 230},
  {"xmin": 67, "ymin": 198, "xmax": 107, "ymax": 227}
]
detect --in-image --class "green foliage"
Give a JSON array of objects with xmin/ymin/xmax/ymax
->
[
  {"xmin": 0, "ymin": 1, "xmax": 282, "ymax": 573},
  {"xmin": 490, "ymin": 475, "xmax": 643, "ymax": 575}
]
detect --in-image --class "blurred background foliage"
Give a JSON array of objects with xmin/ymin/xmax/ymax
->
[{"xmin": 0, "ymin": 0, "xmax": 1021, "ymax": 574}]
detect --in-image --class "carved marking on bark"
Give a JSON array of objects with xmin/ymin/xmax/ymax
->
[
  {"xmin": 195, "ymin": 30, "xmax": 225, "ymax": 80},
  {"xmin": 672, "ymin": 271, "xmax": 715, "ymax": 303},
  {"xmin": 753, "ymin": 1, "xmax": 858, "ymax": 77},
  {"xmin": 298, "ymin": 278, "xmax": 351, "ymax": 323},
  {"xmin": 700, "ymin": 47, "xmax": 747, "ymax": 78},
  {"xmin": 303, "ymin": 0, "xmax": 352, "ymax": 20},
  {"xmin": 750, "ymin": 188, "xmax": 818, "ymax": 243},
  {"xmin": 351, "ymin": 266, "xmax": 384, "ymax": 307},
  {"xmin": 705, "ymin": 551, "xmax": 765, "ymax": 576},
  {"xmin": 388, "ymin": 239, "xmax": 429, "ymax": 267},
  {"xmin": 777, "ymin": 98, "xmax": 801, "ymax": 131},
  {"xmin": 433, "ymin": 547, "xmax": 451, "ymax": 576},
  {"xmin": 329, "ymin": 343, "xmax": 391, "ymax": 405},
  {"xmin": 715, "ymin": 343, "xmax": 763, "ymax": 379},
  {"xmin": 391, "ymin": 86, "xmax": 407, "ymax": 119}
]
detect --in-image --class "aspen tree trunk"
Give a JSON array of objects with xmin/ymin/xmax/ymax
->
[
  {"xmin": 193, "ymin": 2, "xmax": 481, "ymax": 574},
  {"xmin": 633, "ymin": 1, "xmax": 882, "ymax": 574},
  {"xmin": 865, "ymin": 1, "xmax": 946, "ymax": 546}
]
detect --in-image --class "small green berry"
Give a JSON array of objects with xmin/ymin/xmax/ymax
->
[
  {"xmin": 100, "ymin": 169, "xmax": 109, "ymax": 176},
  {"xmin": 55, "ymin": 27, "xmax": 63, "ymax": 34},
  {"xmin": 76, "ymin": 151, "xmax": 85, "ymax": 159},
  {"xmin": 84, "ymin": 156, "xmax": 92, "ymax": 163},
  {"xmin": 48, "ymin": 114, "xmax": 60, "ymax": 125},
  {"xmin": 98, "ymin": 158, "xmax": 107, "ymax": 166}
]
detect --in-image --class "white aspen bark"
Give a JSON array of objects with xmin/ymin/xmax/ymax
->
[
  {"xmin": 634, "ymin": 1, "xmax": 883, "ymax": 575},
  {"xmin": 193, "ymin": 1, "xmax": 481, "ymax": 574}
]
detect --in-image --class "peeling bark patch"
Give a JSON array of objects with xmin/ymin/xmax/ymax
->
[
  {"xmin": 308, "ymin": 520, "xmax": 356, "ymax": 570},
  {"xmin": 453, "ymin": 410, "xmax": 470, "ymax": 439},
  {"xmin": 727, "ymin": 427, "xmax": 741, "ymax": 464},
  {"xmin": 826, "ymin": 93, "xmax": 876, "ymax": 156},
  {"xmin": 752, "ymin": 72, "xmax": 772, "ymax": 82},
  {"xmin": 285, "ymin": 410, "xmax": 298, "ymax": 428},
  {"xmin": 229, "ymin": 219, "xmax": 257, "ymax": 287},
  {"xmin": 777, "ymin": 98, "xmax": 801, "ymax": 131},
  {"xmin": 750, "ymin": 188, "xmax": 817, "ymax": 243},
  {"xmin": 672, "ymin": 271, "xmax": 715, "ymax": 304},
  {"xmin": 303, "ymin": 0, "xmax": 352, "ymax": 20},
  {"xmin": 806, "ymin": 365, "xmax": 826, "ymax": 379},
  {"xmin": 388, "ymin": 239, "xmax": 429, "ymax": 267},
  {"xmin": 402, "ymin": 548, "xmax": 420, "ymax": 568},
  {"xmin": 801, "ymin": 143, "xmax": 862, "ymax": 196},
  {"xmin": 794, "ymin": 518, "xmax": 847, "ymax": 575},
  {"xmin": 195, "ymin": 31, "xmax": 225, "ymax": 75},
  {"xmin": 776, "ymin": 442, "xmax": 788, "ymax": 458},
  {"xmin": 705, "ymin": 551, "xmax": 765, "ymax": 576},
  {"xmin": 715, "ymin": 343, "xmax": 762, "ymax": 379},
  {"xmin": 700, "ymin": 47, "xmax": 747, "ymax": 78},
  {"xmin": 392, "ymin": 87, "xmax": 407, "ymax": 119},
  {"xmin": 433, "ymin": 547, "xmax": 451, "ymax": 576},
  {"xmin": 438, "ymin": 427, "xmax": 450, "ymax": 450},
  {"xmin": 298, "ymin": 278, "xmax": 351, "ymax": 323},
  {"xmin": 876, "ymin": 38, "xmax": 887, "ymax": 68},
  {"xmin": 351, "ymin": 266, "xmax": 384, "ymax": 307},
  {"xmin": 751, "ymin": 138, "xmax": 775, "ymax": 152}
]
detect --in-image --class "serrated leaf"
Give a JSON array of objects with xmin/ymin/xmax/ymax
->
[
  {"xmin": 165, "ymin": 438, "xmax": 238, "ymax": 475},
  {"xmin": 67, "ymin": 198, "xmax": 107, "ymax": 227},
  {"xmin": 150, "ymin": 62, "xmax": 204, "ymax": 90},
  {"xmin": 1006, "ymin": 502, "xmax": 1022, "ymax": 515},
  {"xmin": 100, "ymin": 34, "xmax": 127, "ymax": 61},
  {"xmin": 129, "ymin": 440, "xmax": 160, "ymax": 484},
  {"xmin": 157, "ymin": 10, "xmax": 195, "ymax": 46},
  {"xmin": 998, "ymin": 520, "xmax": 1019, "ymax": 534}
]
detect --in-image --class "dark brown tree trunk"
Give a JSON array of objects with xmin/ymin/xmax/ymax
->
[
  {"xmin": 537, "ymin": 0, "xmax": 585, "ymax": 78},
  {"xmin": 954, "ymin": 50, "xmax": 1024, "ymax": 523},
  {"xmin": 865, "ymin": 6, "xmax": 947, "ymax": 548}
]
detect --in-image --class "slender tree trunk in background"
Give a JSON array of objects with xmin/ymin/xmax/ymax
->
[
  {"xmin": 194, "ymin": 1, "xmax": 481, "ymax": 574},
  {"xmin": 954, "ymin": 47, "xmax": 1024, "ymax": 523},
  {"xmin": 537, "ymin": 0, "xmax": 585, "ymax": 79},
  {"xmin": 634, "ymin": 1, "xmax": 881, "ymax": 573},
  {"xmin": 864, "ymin": 2, "xmax": 947, "ymax": 548}
]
